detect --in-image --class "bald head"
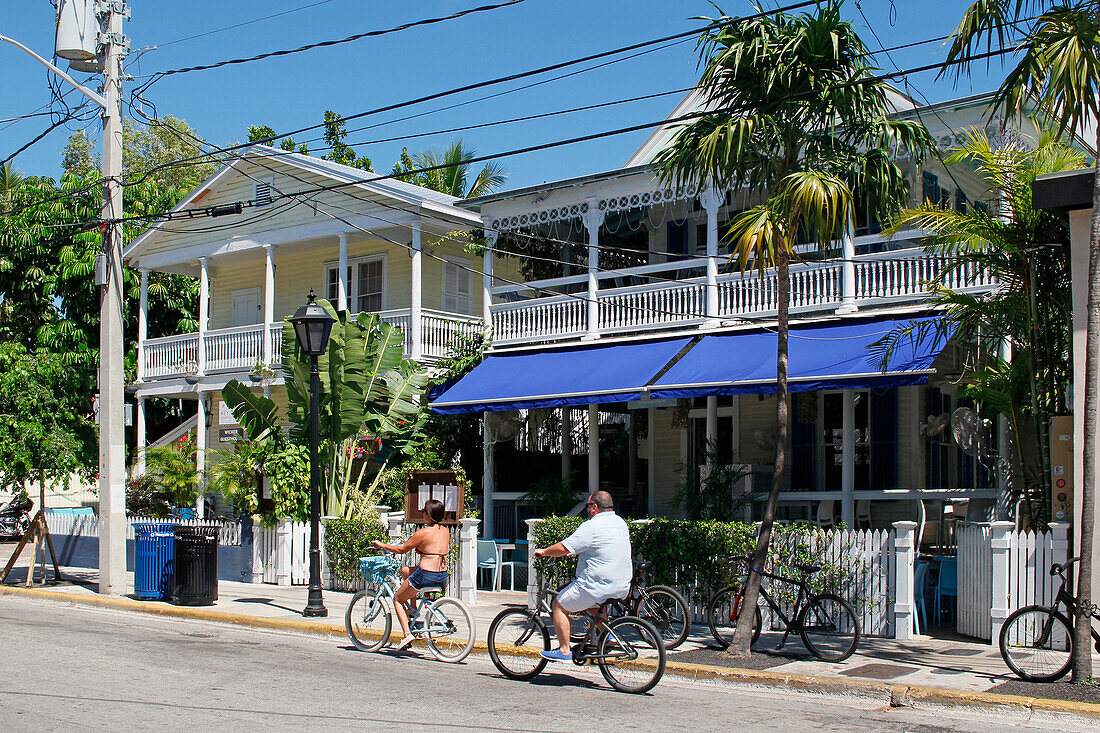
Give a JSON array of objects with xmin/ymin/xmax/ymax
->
[{"xmin": 588, "ymin": 491, "xmax": 614, "ymax": 511}]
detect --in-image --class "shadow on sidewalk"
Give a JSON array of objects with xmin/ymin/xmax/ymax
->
[{"xmin": 235, "ymin": 597, "xmax": 308, "ymax": 615}]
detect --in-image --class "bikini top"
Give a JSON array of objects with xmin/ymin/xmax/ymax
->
[{"xmin": 417, "ymin": 550, "xmax": 448, "ymax": 571}]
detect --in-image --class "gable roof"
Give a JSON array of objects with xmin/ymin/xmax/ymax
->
[{"xmin": 124, "ymin": 145, "xmax": 478, "ymax": 262}]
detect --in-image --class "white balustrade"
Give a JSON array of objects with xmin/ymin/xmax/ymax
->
[
  {"xmin": 143, "ymin": 332, "xmax": 199, "ymax": 379},
  {"xmin": 203, "ymin": 324, "xmax": 267, "ymax": 373}
]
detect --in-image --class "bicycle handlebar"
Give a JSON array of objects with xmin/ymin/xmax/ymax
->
[{"xmin": 1051, "ymin": 557, "xmax": 1081, "ymax": 576}]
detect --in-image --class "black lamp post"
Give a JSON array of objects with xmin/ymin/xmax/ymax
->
[{"xmin": 290, "ymin": 289, "xmax": 335, "ymax": 617}]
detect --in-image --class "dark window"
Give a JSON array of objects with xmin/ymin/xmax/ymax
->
[
  {"xmin": 667, "ymin": 221, "xmax": 690, "ymax": 261},
  {"xmin": 870, "ymin": 389, "xmax": 898, "ymax": 489},
  {"xmin": 955, "ymin": 188, "xmax": 968, "ymax": 213},
  {"xmin": 922, "ymin": 172, "xmax": 939, "ymax": 205}
]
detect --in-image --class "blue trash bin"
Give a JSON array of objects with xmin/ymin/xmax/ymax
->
[{"xmin": 134, "ymin": 522, "xmax": 176, "ymax": 601}]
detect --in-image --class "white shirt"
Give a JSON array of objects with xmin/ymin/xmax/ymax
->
[{"xmin": 562, "ymin": 510, "xmax": 632, "ymax": 603}]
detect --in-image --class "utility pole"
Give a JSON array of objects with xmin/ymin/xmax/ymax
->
[{"xmin": 97, "ymin": 1, "xmax": 128, "ymax": 596}]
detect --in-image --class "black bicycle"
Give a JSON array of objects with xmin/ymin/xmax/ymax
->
[
  {"xmin": 487, "ymin": 558, "xmax": 667, "ymax": 694},
  {"xmin": 706, "ymin": 555, "xmax": 861, "ymax": 662},
  {"xmin": 604, "ymin": 560, "xmax": 691, "ymax": 650},
  {"xmin": 999, "ymin": 557, "xmax": 1100, "ymax": 682}
]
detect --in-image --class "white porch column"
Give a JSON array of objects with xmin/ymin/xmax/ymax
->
[
  {"xmin": 337, "ymin": 233, "xmax": 349, "ymax": 311},
  {"xmin": 483, "ymin": 412, "xmax": 495, "ymax": 539},
  {"xmin": 197, "ymin": 257, "xmax": 209, "ymax": 375},
  {"xmin": 892, "ymin": 521, "xmax": 917, "ymax": 640},
  {"xmin": 699, "ymin": 184, "xmax": 722, "ymax": 326},
  {"xmin": 263, "ymin": 244, "xmax": 275, "ymax": 365},
  {"xmin": 838, "ymin": 223, "xmax": 858, "ymax": 314},
  {"xmin": 583, "ymin": 204, "xmax": 604, "ymax": 340},
  {"xmin": 135, "ymin": 396, "xmax": 146, "ymax": 477},
  {"xmin": 195, "ymin": 393, "xmax": 207, "ymax": 518},
  {"xmin": 588, "ymin": 404, "xmax": 599, "ymax": 493},
  {"xmin": 410, "ymin": 223, "xmax": 423, "ymax": 360},
  {"xmin": 989, "ymin": 520, "xmax": 1015, "ymax": 645},
  {"xmin": 457, "ymin": 518, "xmax": 480, "ymax": 606},
  {"xmin": 137, "ymin": 268, "xmax": 148, "ymax": 382},
  {"xmin": 483, "ymin": 230, "xmax": 497, "ymax": 329},
  {"xmin": 841, "ymin": 390, "xmax": 856, "ymax": 527},
  {"xmin": 706, "ymin": 395, "xmax": 718, "ymax": 476}
]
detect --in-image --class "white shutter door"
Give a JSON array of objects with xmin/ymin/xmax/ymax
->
[
  {"xmin": 456, "ymin": 265, "xmax": 472, "ymax": 314},
  {"xmin": 442, "ymin": 262, "xmax": 458, "ymax": 312}
]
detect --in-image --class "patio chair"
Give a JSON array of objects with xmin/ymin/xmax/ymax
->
[
  {"xmin": 476, "ymin": 539, "xmax": 499, "ymax": 591},
  {"xmin": 934, "ymin": 557, "xmax": 958, "ymax": 625},
  {"xmin": 913, "ymin": 559, "xmax": 930, "ymax": 634},
  {"xmin": 856, "ymin": 500, "xmax": 871, "ymax": 529},
  {"xmin": 815, "ymin": 500, "xmax": 835, "ymax": 531},
  {"xmin": 500, "ymin": 551, "xmax": 529, "ymax": 592}
]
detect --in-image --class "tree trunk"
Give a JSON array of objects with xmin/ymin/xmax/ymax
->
[
  {"xmin": 727, "ymin": 249, "xmax": 791, "ymax": 656},
  {"xmin": 1071, "ymin": 139, "xmax": 1100, "ymax": 683}
]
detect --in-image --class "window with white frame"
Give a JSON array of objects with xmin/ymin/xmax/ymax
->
[
  {"xmin": 324, "ymin": 255, "xmax": 385, "ymax": 312},
  {"xmin": 442, "ymin": 258, "xmax": 472, "ymax": 313}
]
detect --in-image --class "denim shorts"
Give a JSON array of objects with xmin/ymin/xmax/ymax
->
[{"xmin": 408, "ymin": 567, "xmax": 448, "ymax": 591}]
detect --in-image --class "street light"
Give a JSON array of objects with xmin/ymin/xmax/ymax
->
[{"xmin": 290, "ymin": 289, "xmax": 335, "ymax": 617}]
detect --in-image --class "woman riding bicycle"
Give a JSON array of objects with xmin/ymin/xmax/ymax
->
[{"xmin": 372, "ymin": 498, "xmax": 449, "ymax": 651}]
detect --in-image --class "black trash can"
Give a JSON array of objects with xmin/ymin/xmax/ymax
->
[{"xmin": 173, "ymin": 526, "xmax": 218, "ymax": 606}]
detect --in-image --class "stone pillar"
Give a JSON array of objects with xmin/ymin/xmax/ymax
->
[
  {"xmin": 583, "ymin": 205, "xmax": 604, "ymax": 340},
  {"xmin": 483, "ymin": 230, "xmax": 497, "ymax": 330},
  {"xmin": 250, "ymin": 516, "xmax": 265, "ymax": 584},
  {"xmin": 892, "ymin": 521, "xmax": 917, "ymax": 640},
  {"xmin": 838, "ymin": 222, "xmax": 858, "ymax": 314},
  {"xmin": 841, "ymin": 390, "xmax": 856, "ymax": 527},
  {"xmin": 458, "ymin": 518, "xmax": 480, "ymax": 606},
  {"xmin": 588, "ymin": 404, "xmax": 599, "ymax": 494},
  {"xmin": 263, "ymin": 244, "xmax": 275, "ymax": 365},
  {"xmin": 410, "ymin": 223, "xmax": 423, "ymax": 360},
  {"xmin": 137, "ymin": 268, "xmax": 148, "ymax": 382},
  {"xmin": 337, "ymin": 233, "xmax": 349, "ymax": 311},
  {"xmin": 526, "ymin": 518, "xmax": 540, "ymax": 609},
  {"xmin": 483, "ymin": 412, "xmax": 495, "ymax": 540},
  {"xmin": 699, "ymin": 184, "xmax": 722, "ymax": 326},
  {"xmin": 195, "ymin": 393, "xmax": 207, "ymax": 519},
  {"xmin": 990, "ymin": 520, "xmax": 1015, "ymax": 646},
  {"xmin": 197, "ymin": 257, "xmax": 209, "ymax": 375}
]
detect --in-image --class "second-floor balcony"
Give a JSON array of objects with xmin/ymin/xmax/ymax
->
[
  {"xmin": 488, "ymin": 242, "xmax": 996, "ymax": 346},
  {"xmin": 140, "ymin": 308, "xmax": 483, "ymax": 381}
]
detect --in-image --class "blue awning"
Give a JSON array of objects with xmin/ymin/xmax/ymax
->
[
  {"xmin": 430, "ymin": 337, "xmax": 695, "ymax": 414},
  {"xmin": 650, "ymin": 316, "xmax": 951, "ymax": 398}
]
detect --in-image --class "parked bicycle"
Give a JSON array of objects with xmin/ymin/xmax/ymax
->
[
  {"xmin": 487, "ymin": 557, "xmax": 667, "ymax": 694},
  {"xmin": 603, "ymin": 560, "xmax": 691, "ymax": 650},
  {"xmin": 999, "ymin": 557, "xmax": 1100, "ymax": 682},
  {"xmin": 706, "ymin": 555, "xmax": 860, "ymax": 662},
  {"xmin": 344, "ymin": 553, "xmax": 475, "ymax": 663}
]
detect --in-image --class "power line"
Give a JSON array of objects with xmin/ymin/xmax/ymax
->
[{"xmin": 150, "ymin": 0, "xmax": 343, "ymax": 49}]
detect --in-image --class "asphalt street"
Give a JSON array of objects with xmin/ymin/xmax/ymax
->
[{"xmin": 0, "ymin": 596, "xmax": 1081, "ymax": 732}]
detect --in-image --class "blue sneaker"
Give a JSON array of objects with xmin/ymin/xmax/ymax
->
[{"xmin": 540, "ymin": 649, "xmax": 573, "ymax": 662}]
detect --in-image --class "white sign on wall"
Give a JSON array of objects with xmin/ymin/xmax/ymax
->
[{"xmin": 219, "ymin": 401, "xmax": 240, "ymax": 426}]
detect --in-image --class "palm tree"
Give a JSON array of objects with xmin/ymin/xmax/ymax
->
[
  {"xmin": 393, "ymin": 139, "xmax": 506, "ymax": 198},
  {"xmin": 0, "ymin": 162, "xmax": 23, "ymax": 215},
  {"xmin": 656, "ymin": 3, "xmax": 930, "ymax": 656},
  {"xmin": 943, "ymin": 0, "xmax": 1099, "ymax": 683}
]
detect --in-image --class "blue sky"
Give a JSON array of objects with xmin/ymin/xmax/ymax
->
[{"xmin": 2, "ymin": 1, "xmax": 1003, "ymax": 191}]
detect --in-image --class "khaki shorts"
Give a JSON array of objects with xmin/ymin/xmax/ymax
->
[{"xmin": 555, "ymin": 581, "xmax": 599, "ymax": 613}]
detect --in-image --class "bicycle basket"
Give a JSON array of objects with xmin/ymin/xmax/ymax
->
[{"xmin": 359, "ymin": 556, "xmax": 398, "ymax": 582}]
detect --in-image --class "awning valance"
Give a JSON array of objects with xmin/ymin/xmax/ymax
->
[
  {"xmin": 430, "ymin": 336, "xmax": 695, "ymax": 414},
  {"xmin": 650, "ymin": 316, "xmax": 950, "ymax": 399}
]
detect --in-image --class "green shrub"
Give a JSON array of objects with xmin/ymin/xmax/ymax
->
[{"xmin": 324, "ymin": 515, "xmax": 389, "ymax": 584}]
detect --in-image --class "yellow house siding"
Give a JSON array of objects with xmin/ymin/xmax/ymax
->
[{"xmin": 650, "ymin": 407, "xmax": 684, "ymax": 516}]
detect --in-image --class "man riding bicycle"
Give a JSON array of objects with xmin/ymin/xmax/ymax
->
[{"xmin": 533, "ymin": 490, "xmax": 631, "ymax": 662}]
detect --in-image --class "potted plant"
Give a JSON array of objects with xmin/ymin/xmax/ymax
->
[
  {"xmin": 174, "ymin": 360, "xmax": 200, "ymax": 384},
  {"xmin": 249, "ymin": 361, "xmax": 276, "ymax": 384}
]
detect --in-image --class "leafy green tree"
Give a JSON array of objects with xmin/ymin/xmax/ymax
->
[
  {"xmin": 391, "ymin": 139, "xmax": 506, "ymax": 198},
  {"xmin": 247, "ymin": 125, "xmax": 308, "ymax": 155},
  {"xmin": 876, "ymin": 127, "xmax": 1084, "ymax": 527},
  {"xmin": 0, "ymin": 343, "xmax": 96, "ymax": 492},
  {"xmin": 321, "ymin": 111, "xmax": 373, "ymax": 171},
  {"xmin": 129, "ymin": 435, "xmax": 201, "ymax": 517},
  {"xmin": 656, "ymin": 3, "xmax": 931, "ymax": 656},
  {"xmin": 943, "ymin": 0, "xmax": 1099, "ymax": 684}
]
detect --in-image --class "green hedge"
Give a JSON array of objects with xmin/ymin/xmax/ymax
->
[
  {"xmin": 532, "ymin": 517, "xmax": 860, "ymax": 600},
  {"xmin": 324, "ymin": 516, "xmax": 390, "ymax": 584}
]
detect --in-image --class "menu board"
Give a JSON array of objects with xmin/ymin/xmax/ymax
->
[{"xmin": 404, "ymin": 470, "xmax": 464, "ymax": 525}]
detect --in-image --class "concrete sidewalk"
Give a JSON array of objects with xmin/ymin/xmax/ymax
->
[{"xmin": 4, "ymin": 540, "xmax": 1100, "ymax": 722}]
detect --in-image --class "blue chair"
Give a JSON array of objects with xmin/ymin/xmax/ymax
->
[
  {"xmin": 913, "ymin": 559, "xmax": 930, "ymax": 634},
  {"xmin": 477, "ymin": 540, "xmax": 499, "ymax": 591},
  {"xmin": 934, "ymin": 557, "xmax": 958, "ymax": 625}
]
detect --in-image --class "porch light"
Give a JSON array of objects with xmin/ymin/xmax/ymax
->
[{"xmin": 290, "ymin": 289, "xmax": 334, "ymax": 357}]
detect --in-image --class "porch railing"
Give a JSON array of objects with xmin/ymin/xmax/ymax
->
[{"xmin": 141, "ymin": 308, "xmax": 484, "ymax": 380}]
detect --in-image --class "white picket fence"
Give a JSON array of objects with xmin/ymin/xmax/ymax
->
[
  {"xmin": 525, "ymin": 519, "xmax": 912, "ymax": 639},
  {"xmin": 45, "ymin": 512, "xmax": 242, "ymax": 545},
  {"xmin": 956, "ymin": 521, "xmax": 1071, "ymax": 643}
]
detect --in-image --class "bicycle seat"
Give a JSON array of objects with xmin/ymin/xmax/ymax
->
[
  {"xmin": 419, "ymin": 586, "xmax": 445, "ymax": 599},
  {"xmin": 795, "ymin": 563, "xmax": 822, "ymax": 575},
  {"xmin": 633, "ymin": 560, "xmax": 651, "ymax": 572}
]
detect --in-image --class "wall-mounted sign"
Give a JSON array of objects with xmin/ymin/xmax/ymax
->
[
  {"xmin": 219, "ymin": 401, "xmax": 240, "ymax": 426},
  {"xmin": 219, "ymin": 427, "xmax": 246, "ymax": 443},
  {"xmin": 404, "ymin": 470, "xmax": 464, "ymax": 525}
]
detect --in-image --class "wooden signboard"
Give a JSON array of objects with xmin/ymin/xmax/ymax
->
[{"xmin": 404, "ymin": 470, "xmax": 464, "ymax": 525}]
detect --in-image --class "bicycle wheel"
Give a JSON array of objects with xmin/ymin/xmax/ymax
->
[
  {"xmin": 634, "ymin": 585, "xmax": 691, "ymax": 650},
  {"xmin": 999, "ymin": 605, "xmax": 1074, "ymax": 682},
  {"xmin": 799, "ymin": 593, "xmax": 860, "ymax": 662},
  {"xmin": 598, "ymin": 616, "xmax": 666, "ymax": 694},
  {"xmin": 424, "ymin": 597, "xmax": 476, "ymax": 663},
  {"xmin": 707, "ymin": 585, "xmax": 761, "ymax": 650},
  {"xmin": 345, "ymin": 590, "xmax": 391, "ymax": 652},
  {"xmin": 487, "ymin": 608, "xmax": 550, "ymax": 680}
]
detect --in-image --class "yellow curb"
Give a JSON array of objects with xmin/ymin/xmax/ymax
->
[{"xmin": 5, "ymin": 583, "xmax": 1100, "ymax": 720}]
